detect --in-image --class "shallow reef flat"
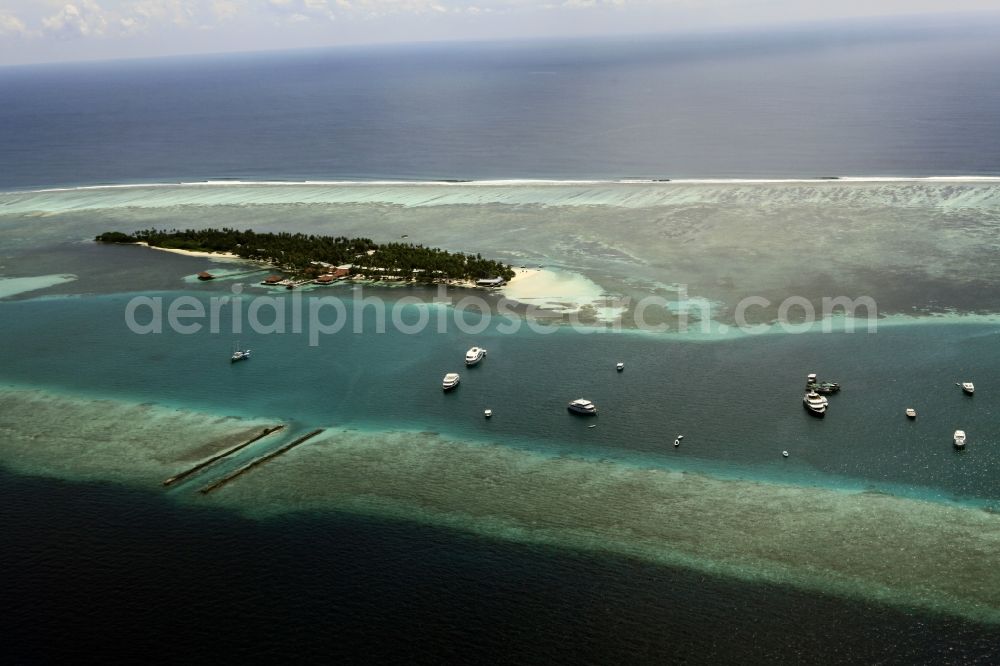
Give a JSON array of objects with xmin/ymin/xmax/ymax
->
[
  {"xmin": 3, "ymin": 384, "xmax": 999, "ymax": 623},
  {"xmin": 4, "ymin": 180, "xmax": 1000, "ymax": 322},
  {"xmin": 202, "ymin": 427, "xmax": 1000, "ymax": 625},
  {"xmin": 0, "ymin": 386, "xmax": 273, "ymax": 486},
  {"xmin": 5, "ymin": 179, "xmax": 1000, "ymax": 211}
]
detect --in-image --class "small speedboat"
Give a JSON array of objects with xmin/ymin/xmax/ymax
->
[
  {"xmin": 954, "ymin": 429, "xmax": 967, "ymax": 448},
  {"xmin": 567, "ymin": 398, "xmax": 598, "ymax": 415},
  {"xmin": 803, "ymin": 391, "xmax": 828, "ymax": 416},
  {"xmin": 961, "ymin": 382, "xmax": 975, "ymax": 395},
  {"xmin": 442, "ymin": 373, "xmax": 460, "ymax": 390},
  {"xmin": 465, "ymin": 347, "xmax": 487, "ymax": 366},
  {"xmin": 782, "ymin": 450, "xmax": 789, "ymax": 458},
  {"xmin": 905, "ymin": 408, "xmax": 916, "ymax": 419},
  {"xmin": 616, "ymin": 362, "xmax": 624, "ymax": 371}
]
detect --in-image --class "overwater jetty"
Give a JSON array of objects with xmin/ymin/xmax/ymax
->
[
  {"xmin": 199, "ymin": 428, "xmax": 325, "ymax": 495},
  {"xmin": 219, "ymin": 267, "xmax": 271, "ymax": 280},
  {"xmin": 162, "ymin": 425, "xmax": 285, "ymax": 487}
]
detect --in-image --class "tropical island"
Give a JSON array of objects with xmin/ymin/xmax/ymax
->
[{"xmin": 96, "ymin": 228, "xmax": 516, "ymax": 284}]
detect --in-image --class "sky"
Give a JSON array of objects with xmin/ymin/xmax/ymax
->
[{"xmin": 0, "ymin": 0, "xmax": 998, "ymax": 66}]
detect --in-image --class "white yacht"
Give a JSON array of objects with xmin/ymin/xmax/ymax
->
[
  {"xmin": 567, "ymin": 398, "xmax": 598, "ymax": 415},
  {"xmin": 484, "ymin": 409, "xmax": 492, "ymax": 418},
  {"xmin": 905, "ymin": 408, "xmax": 917, "ymax": 419},
  {"xmin": 442, "ymin": 373, "xmax": 460, "ymax": 390},
  {"xmin": 465, "ymin": 347, "xmax": 487, "ymax": 366},
  {"xmin": 961, "ymin": 382, "xmax": 975, "ymax": 395},
  {"xmin": 231, "ymin": 342, "xmax": 251, "ymax": 363},
  {"xmin": 616, "ymin": 362, "xmax": 624, "ymax": 371},
  {"xmin": 954, "ymin": 430, "xmax": 967, "ymax": 448},
  {"xmin": 803, "ymin": 391, "xmax": 828, "ymax": 416}
]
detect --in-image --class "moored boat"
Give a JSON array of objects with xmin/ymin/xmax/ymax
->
[
  {"xmin": 954, "ymin": 429, "xmax": 967, "ymax": 448},
  {"xmin": 616, "ymin": 362, "xmax": 624, "ymax": 371},
  {"xmin": 803, "ymin": 391, "xmax": 828, "ymax": 416},
  {"xmin": 806, "ymin": 373, "xmax": 840, "ymax": 394},
  {"xmin": 465, "ymin": 347, "xmax": 487, "ymax": 366},
  {"xmin": 905, "ymin": 408, "xmax": 916, "ymax": 419},
  {"xmin": 442, "ymin": 372, "xmax": 460, "ymax": 390},
  {"xmin": 567, "ymin": 398, "xmax": 598, "ymax": 415},
  {"xmin": 231, "ymin": 341, "xmax": 251, "ymax": 362}
]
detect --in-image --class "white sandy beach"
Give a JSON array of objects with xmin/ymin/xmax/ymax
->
[
  {"xmin": 137, "ymin": 241, "xmax": 242, "ymax": 261},
  {"xmin": 502, "ymin": 267, "xmax": 625, "ymax": 322}
]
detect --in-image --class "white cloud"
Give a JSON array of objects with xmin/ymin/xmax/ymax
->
[
  {"xmin": 42, "ymin": 1, "xmax": 110, "ymax": 37},
  {"xmin": 212, "ymin": 0, "xmax": 240, "ymax": 20},
  {"xmin": 267, "ymin": 0, "xmax": 336, "ymax": 22},
  {"xmin": 124, "ymin": 0, "xmax": 197, "ymax": 29},
  {"xmin": 2, "ymin": 0, "xmax": 999, "ymax": 66},
  {"xmin": 0, "ymin": 12, "xmax": 29, "ymax": 36}
]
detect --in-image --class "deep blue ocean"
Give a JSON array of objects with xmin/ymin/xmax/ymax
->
[
  {"xmin": 1, "ymin": 20, "xmax": 1000, "ymax": 191},
  {"xmin": 4, "ymin": 20, "xmax": 1000, "ymax": 663}
]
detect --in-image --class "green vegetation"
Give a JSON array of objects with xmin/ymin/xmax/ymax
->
[
  {"xmin": 95, "ymin": 231, "xmax": 137, "ymax": 244},
  {"xmin": 96, "ymin": 228, "xmax": 515, "ymax": 282}
]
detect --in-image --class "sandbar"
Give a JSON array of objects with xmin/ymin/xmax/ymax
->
[{"xmin": 0, "ymin": 274, "xmax": 77, "ymax": 299}]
